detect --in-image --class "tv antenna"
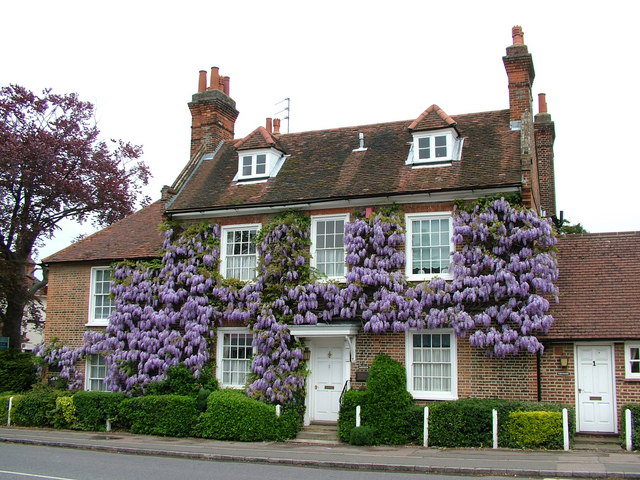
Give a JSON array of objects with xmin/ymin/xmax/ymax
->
[{"xmin": 275, "ymin": 97, "xmax": 290, "ymax": 133}]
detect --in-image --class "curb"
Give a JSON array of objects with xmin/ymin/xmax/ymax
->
[{"xmin": 1, "ymin": 436, "xmax": 638, "ymax": 479}]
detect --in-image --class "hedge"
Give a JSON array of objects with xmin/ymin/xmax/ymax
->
[
  {"xmin": 622, "ymin": 404, "xmax": 640, "ymax": 450},
  {"xmin": 196, "ymin": 389, "xmax": 301, "ymax": 441},
  {"xmin": 0, "ymin": 394, "xmax": 22, "ymax": 425},
  {"xmin": 338, "ymin": 389, "xmax": 366, "ymax": 442},
  {"xmin": 407, "ymin": 398, "xmax": 574, "ymax": 449},
  {"xmin": 10, "ymin": 387, "xmax": 68, "ymax": 427},
  {"xmin": 73, "ymin": 391, "xmax": 126, "ymax": 431},
  {"xmin": 119, "ymin": 395, "xmax": 198, "ymax": 437},
  {"xmin": 504, "ymin": 411, "xmax": 563, "ymax": 449}
]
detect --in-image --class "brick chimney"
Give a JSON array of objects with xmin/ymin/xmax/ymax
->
[
  {"xmin": 534, "ymin": 93, "xmax": 557, "ymax": 217},
  {"xmin": 188, "ymin": 67, "xmax": 239, "ymax": 158},
  {"xmin": 503, "ymin": 26, "xmax": 535, "ymax": 128}
]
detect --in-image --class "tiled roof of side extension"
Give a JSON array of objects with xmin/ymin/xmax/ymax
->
[
  {"xmin": 544, "ymin": 231, "xmax": 640, "ymax": 340},
  {"xmin": 167, "ymin": 109, "xmax": 521, "ymax": 213},
  {"xmin": 42, "ymin": 201, "xmax": 165, "ymax": 264}
]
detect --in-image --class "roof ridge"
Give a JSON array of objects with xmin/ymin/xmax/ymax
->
[{"xmin": 408, "ymin": 104, "xmax": 456, "ymax": 131}]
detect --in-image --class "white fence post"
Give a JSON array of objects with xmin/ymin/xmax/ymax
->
[
  {"xmin": 7, "ymin": 397, "xmax": 13, "ymax": 427},
  {"xmin": 492, "ymin": 409, "xmax": 498, "ymax": 449},
  {"xmin": 626, "ymin": 409, "xmax": 633, "ymax": 452},
  {"xmin": 355, "ymin": 405, "xmax": 361, "ymax": 427},
  {"xmin": 106, "ymin": 418, "xmax": 112, "ymax": 432},
  {"xmin": 562, "ymin": 408, "xmax": 569, "ymax": 451},
  {"xmin": 275, "ymin": 405, "xmax": 281, "ymax": 418},
  {"xmin": 423, "ymin": 406, "xmax": 429, "ymax": 448}
]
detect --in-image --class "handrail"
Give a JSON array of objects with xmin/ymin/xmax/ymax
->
[{"xmin": 339, "ymin": 379, "xmax": 349, "ymax": 405}]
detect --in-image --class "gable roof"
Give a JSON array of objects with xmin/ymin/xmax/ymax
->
[
  {"xmin": 408, "ymin": 104, "xmax": 457, "ymax": 131},
  {"xmin": 42, "ymin": 201, "xmax": 165, "ymax": 264},
  {"xmin": 234, "ymin": 126, "xmax": 286, "ymax": 152},
  {"xmin": 545, "ymin": 231, "xmax": 640, "ymax": 340},
  {"xmin": 166, "ymin": 109, "xmax": 521, "ymax": 214}
]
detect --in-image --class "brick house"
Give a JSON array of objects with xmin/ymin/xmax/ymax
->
[{"xmin": 42, "ymin": 26, "xmax": 638, "ymax": 433}]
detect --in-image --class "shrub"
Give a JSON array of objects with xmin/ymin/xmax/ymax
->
[
  {"xmin": 504, "ymin": 411, "xmax": 563, "ymax": 449},
  {"xmin": 52, "ymin": 396, "xmax": 77, "ymax": 429},
  {"xmin": 363, "ymin": 354, "xmax": 414, "ymax": 445},
  {"xmin": 338, "ymin": 389, "xmax": 366, "ymax": 442},
  {"xmin": 73, "ymin": 391, "xmax": 126, "ymax": 431},
  {"xmin": 349, "ymin": 426, "xmax": 375, "ymax": 446},
  {"xmin": 621, "ymin": 404, "xmax": 640, "ymax": 450},
  {"xmin": 145, "ymin": 364, "xmax": 218, "ymax": 397},
  {"xmin": 11, "ymin": 386, "xmax": 67, "ymax": 427},
  {"xmin": 119, "ymin": 395, "xmax": 198, "ymax": 437},
  {"xmin": 407, "ymin": 404, "xmax": 427, "ymax": 444},
  {"xmin": 0, "ymin": 349, "xmax": 36, "ymax": 393},
  {"xmin": 196, "ymin": 389, "xmax": 300, "ymax": 441}
]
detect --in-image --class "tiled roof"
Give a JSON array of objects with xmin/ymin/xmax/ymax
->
[
  {"xmin": 42, "ymin": 201, "xmax": 165, "ymax": 263},
  {"xmin": 234, "ymin": 126, "xmax": 286, "ymax": 152},
  {"xmin": 408, "ymin": 104, "xmax": 457, "ymax": 131},
  {"xmin": 545, "ymin": 232, "xmax": 640, "ymax": 341},
  {"xmin": 167, "ymin": 109, "xmax": 522, "ymax": 213}
]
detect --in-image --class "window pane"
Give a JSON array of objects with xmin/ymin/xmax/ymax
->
[
  {"xmin": 410, "ymin": 217, "xmax": 451, "ymax": 276},
  {"xmin": 314, "ymin": 219, "xmax": 346, "ymax": 278},
  {"xmin": 221, "ymin": 333, "xmax": 253, "ymax": 387},
  {"xmin": 224, "ymin": 228, "xmax": 258, "ymax": 281},
  {"xmin": 411, "ymin": 333, "xmax": 452, "ymax": 394}
]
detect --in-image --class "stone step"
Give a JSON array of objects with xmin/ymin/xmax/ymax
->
[
  {"xmin": 290, "ymin": 423, "xmax": 340, "ymax": 444},
  {"xmin": 573, "ymin": 434, "xmax": 622, "ymax": 451}
]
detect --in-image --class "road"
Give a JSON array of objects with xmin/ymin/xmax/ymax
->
[{"xmin": 0, "ymin": 443, "xmax": 540, "ymax": 480}]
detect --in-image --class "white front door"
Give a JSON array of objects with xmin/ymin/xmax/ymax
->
[
  {"xmin": 311, "ymin": 338, "xmax": 345, "ymax": 422},
  {"xmin": 576, "ymin": 345, "xmax": 616, "ymax": 433}
]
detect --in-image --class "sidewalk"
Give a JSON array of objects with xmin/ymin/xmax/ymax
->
[{"xmin": 1, "ymin": 426, "xmax": 639, "ymax": 479}]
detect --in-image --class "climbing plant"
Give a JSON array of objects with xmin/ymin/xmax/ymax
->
[{"xmin": 38, "ymin": 198, "xmax": 558, "ymax": 400}]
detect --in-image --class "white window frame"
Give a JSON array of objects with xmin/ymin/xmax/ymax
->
[
  {"xmin": 87, "ymin": 266, "xmax": 115, "ymax": 326},
  {"xmin": 625, "ymin": 342, "xmax": 640, "ymax": 379},
  {"xmin": 216, "ymin": 327, "xmax": 254, "ymax": 388},
  {"xmin": 236, "ymin": 148, "xmax": 283, "ymax": 181},
  {"xmin": 310, "ymin": 213, "xmax": 349, "ymax": 282},
  {"xmin": 405, "ymin": 212, "xmax": 454, "ymax": 281},
  {"xmin": 407, "ymin": 128, "xmax": 462, "ymax": 166},
  {"xmin": 405, "ymin": 329, "xmax": 458, "ymax": 400},
  {"xmin": 220, "ymin": 224, "xmax": 260, "ymax": 281},
  {"xmin": 85, "ymin": 354, "xmax": 108, "ymax": 391}
]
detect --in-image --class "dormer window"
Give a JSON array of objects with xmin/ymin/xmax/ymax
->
[
  {"xmin": 242, "ymin": 153, "xmax": 267, "ymax": 177},
  {"xmin": 407, "ymin": 128, "xmax": 463, "ymax": 167},
  {"xmin": 235, "ymin": 148, "xmax": 284, "ymax": 182}
]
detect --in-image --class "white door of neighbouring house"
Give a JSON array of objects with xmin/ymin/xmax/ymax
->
[
  {"xmin": 310, "ymin": 337, "xmax": 345, "ymax": 422},
  {"xmin": 576, "ymin": 345, "xmax": 616, "ymax": 433}
]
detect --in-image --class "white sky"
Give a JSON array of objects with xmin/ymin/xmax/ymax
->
[{"xmin": 3, "ymin": 0, "xmax": 639, "ymax": 262}]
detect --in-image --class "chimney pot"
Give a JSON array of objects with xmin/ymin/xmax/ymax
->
[
  {"xmin": 273, "ymin": 118, "xmax": 281, "ymax": 134},
  {"xmin": 365, "ymin": 207, "xmax": 375, "ymax": 219},
  {"xmin": 223, "ymin": 76, "xmax": 230, "ymax": 96},
  {"xmin": 198, "ymin": 70, "xmax": 207, "ymax": 93},
  {"xmin": 512, "ymin": 25, "xmax": 524, "ymax": 45},
  {"xmin": 210, "ymin": 67, "xmax": 220, "ymax": 91},
  {"xmin": 538, "ymin": 93, "xmax": 547, "ymax": 114},
  {"xmin": 266, "ymin": 118, "xmax": 273, "ymax": 134}
]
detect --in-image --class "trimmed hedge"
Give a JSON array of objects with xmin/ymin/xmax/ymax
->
[
  {"xmin": 11, "ymin": 387, "xmax": 68, "ymax": 427},
  {"xmin": 622, "ymin": 404, "xmax": 640, "ymax": 450},
  {"xmin": 144, "ymin": 364, "xmax": 218, "ymax": 397},
  {"xmin": 119, "ymin": 395, "xmax": 198, "ymax": 437},
  {"xmin": 0, "ymin": 349, "xmax": 36, "ymax": 393},
  {"xmin": 504, "ymin": 411, "xmax": 563, "ymax": 449},
  {"xmin": 407, "ymin": 398, "xmax": 574, "ymax": 449},
  {"xmin": 338, "ymin": 389, "xmax": 366, "ymax": 442},
  {"xmin": 73, "ymin": 391, "xmax": 126, "ymax": 431},
  {"xmin": 196, "ymin": 389, "xmax": 301, "ymax": 441}
]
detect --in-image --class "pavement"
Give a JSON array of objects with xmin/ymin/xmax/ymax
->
[{"xmin": 1, "ymin": 426, "xmax": 640, "ymax": 479}]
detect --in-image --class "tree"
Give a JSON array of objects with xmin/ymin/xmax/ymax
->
[{"xmin": 0, "ymin": 84, "xmax": 150, "ymax": 349}]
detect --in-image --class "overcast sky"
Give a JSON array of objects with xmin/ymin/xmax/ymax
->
[{"xmin": 3, "ymin": 0, "xmax": 639, "ymax": 262}]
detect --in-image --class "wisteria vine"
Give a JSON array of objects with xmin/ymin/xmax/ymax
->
[{"xmin": 37, "ymin": 198, "xmax": 558, "ymax": 402}]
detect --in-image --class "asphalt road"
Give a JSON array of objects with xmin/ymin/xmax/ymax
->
[{"xmin": 0, "ymin": 443, "xmax": 541, "ymax": 480}]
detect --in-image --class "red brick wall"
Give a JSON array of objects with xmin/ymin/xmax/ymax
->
[{"xmin": 44, "ymin": 262, "xmax": 107, "ymax": 349}]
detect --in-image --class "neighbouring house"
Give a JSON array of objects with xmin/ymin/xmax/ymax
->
[{"xmin": 41, "ymin": 26, "xmax": 638, "ymax": 434}]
